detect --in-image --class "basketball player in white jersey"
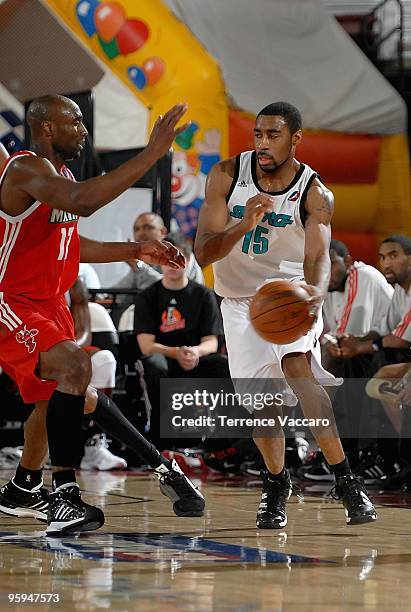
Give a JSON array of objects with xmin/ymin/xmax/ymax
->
[{"xmin": 195, "ymin": 102, "xmax": 376, "ymax": 528}]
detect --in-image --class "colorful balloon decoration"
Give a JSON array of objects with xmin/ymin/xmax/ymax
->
[
  {"xmin": 76, "ymin": 0, "xmax": 99, "ymax": 35},
  {"xmin": 142, "ymin": 57, "xmax": 165, "ymax": 86},
  {"xmin": 116, "ymin": 18, "xmax": 149, "ymax": 54},
  {"xmin": 76, "ymin": 0, "xmax": 166, "ymax": 90},
  {"xmin": 94, "ymin": 1, "xmax": 126, "ymax": 42},
  {"xmin": 175, "ymin": 123, "xmax": 199, "ymax": 150},
  {"xmin": 128, "ymin": 66, "xmax": 147, "ymax": 90}
]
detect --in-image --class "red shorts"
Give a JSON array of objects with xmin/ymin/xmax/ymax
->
[{"xmin": 0, "ymin": 294, "xmax": 75, "ymax": 403}]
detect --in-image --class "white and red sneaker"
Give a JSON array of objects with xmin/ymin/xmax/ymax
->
[{"xmin": 80, "ymin": 434, "xmax": 127, "ymax": 470}]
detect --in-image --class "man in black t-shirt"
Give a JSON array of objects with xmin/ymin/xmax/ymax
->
[{"xmin": 133, "ymin": 233, "xmax": 229, "ymax": 447}]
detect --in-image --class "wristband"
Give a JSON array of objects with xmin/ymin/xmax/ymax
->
[
  {"xmin": 169, "ymin": 347, "xmax": 178, "ymax": 359},
  {"xmin": 372, "ymin": 338, "xmax": 383, "ymax": 352}
]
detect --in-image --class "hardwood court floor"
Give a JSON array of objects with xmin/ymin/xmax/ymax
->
[{"xmin": 1, "ymin": 468, "xmax": 411, "ymax": 611}]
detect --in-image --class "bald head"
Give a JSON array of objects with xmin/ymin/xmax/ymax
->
[
  {"xmin": 26, "ymin": 94, "xmax": 87, "ymax": 161},
  {"xmin": 27, "ymin": 95, "xmax": 80, "ymax": 133},
  {"xmin": 133, "ymin": 212, "xmax": 167, "ymax": 242}
]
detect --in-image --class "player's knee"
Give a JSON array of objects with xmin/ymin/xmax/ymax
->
[
  {"xmin": 282, "ymin": 353, "xmax": 308, "ymax": 378},
  {"xmin": 64, "ymin": 348, "xmax": 92, "ymax": 389}
]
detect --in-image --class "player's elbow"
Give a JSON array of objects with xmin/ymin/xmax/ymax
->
[
  {"xmin": 71, "ymin": 198, "xmax": 93, "ymax": 217},
  {"xmin": 194, "ymin": 240, "xmax": 206, "ymax": 267},
  {"xmin": 69, "ymin": 186, "xmax": 96, "ymax": 217},
  {"xmin": 77, "ymin": 206, "xmax": 93, "ymax": 218}
]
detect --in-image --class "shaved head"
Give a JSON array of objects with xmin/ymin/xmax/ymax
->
[
  {"xmin": 133, "ymin": 212, "xmax": 167, "ymax": 241},
  {"xmin": 135, "ymin": 212, "xmax": 165, "ymax": 228},
  {"xmin": 26, "ymin": 94, "xmax": 87, "ymax": 161},
  {"xmin": 27, "ymin": 95, "xmax": 80, "ymax": 133}
]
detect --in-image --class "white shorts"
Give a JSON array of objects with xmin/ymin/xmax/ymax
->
[{"xmin": 221, "ymin": 297, "xmax": 341, "ymax": 407}]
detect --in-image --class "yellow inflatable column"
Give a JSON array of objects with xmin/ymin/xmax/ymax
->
[
  {"xmin": 375, "ymin": 134, "xmax": 411, "ymax": 242},
  {"xmin": 46, "ymin": 0, "xmax": 228, "ymax": 238}
]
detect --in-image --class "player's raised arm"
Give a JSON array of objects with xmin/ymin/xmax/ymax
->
[
  {"xmin": 194, "ymin": 159, "xmax": 274, "ymax": 266},
  {"xmin": 4, "ymin": 104, "xmax": 189, "ymax": 218},
  {"xmin": 303, "ymin": 181, "xmax": 333, "ymax": 302}
]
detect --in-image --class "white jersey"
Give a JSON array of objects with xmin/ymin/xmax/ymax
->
[
  {"xmin": 385, "ymin": 284, "xmax": 411, "ymax": 341},
  {"xmin": 323, "ymin": 262, "xmax": 393, "ymax": 337},
  {"xmin": 213, "ymin": 151, "xmax": 318, "ymax": 298}
]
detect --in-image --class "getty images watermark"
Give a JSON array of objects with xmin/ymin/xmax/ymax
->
[
  {"xmin": 160, "ymin": 377, "xmax": 409, "ymax": 439},
  {"xmin": 160, "ymin": 383, "xmax": 331, "ymax": 437}
]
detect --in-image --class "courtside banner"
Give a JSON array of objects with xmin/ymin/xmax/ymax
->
[{"xmin": 160, "ymin": 378, "xmax": 411, "ymax": 439}]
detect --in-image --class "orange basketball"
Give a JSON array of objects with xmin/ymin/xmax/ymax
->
[{"xmin": 250, "ymin": 280, "xmax": 315, "ymax": 344}]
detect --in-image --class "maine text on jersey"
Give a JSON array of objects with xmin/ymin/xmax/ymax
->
[{"xmin": 49, "ymin": 209, "xmax": 79, "ymax": 224}]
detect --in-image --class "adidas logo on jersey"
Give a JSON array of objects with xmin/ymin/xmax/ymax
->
[{"xmin": 237, "ymin": 180, "xmax": 248, "ymax": 187}]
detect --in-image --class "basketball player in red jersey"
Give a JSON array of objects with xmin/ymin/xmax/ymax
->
[
  {"xmin": 0, "ymin": 95, "xmax": 204, "ymax": 534},
  {"xmin": 195, "ymin": 101, "xmax": 376, "ymax": 529}
]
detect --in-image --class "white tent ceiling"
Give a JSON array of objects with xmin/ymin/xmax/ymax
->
[{"xmin": 165, "ymin": 0, "xmax": 406, "ymax": 134}]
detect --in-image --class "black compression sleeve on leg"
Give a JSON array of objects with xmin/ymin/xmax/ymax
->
[
  {"xmin": 90, "ymin": 390, "xmax": 162, "ymax": 468},
  {"xmin": 47, "ymin": 390, "xmax": 85, "ymax": 468}
]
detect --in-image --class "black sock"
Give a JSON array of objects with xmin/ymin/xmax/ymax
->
[
  {"xmin": 90, "ymin": 390, "xmax": 163, "ymax": 469},
  {"xmin": 13, "ymin": 464, "xmax": 43, "ymax": 491},
  {"xmin": 47, "ymin": 390, "xmax": 85, "ymax": 468},
  {"xmin": 52, "ymin": 470, "xmax": 77, "ymax": 491},
  {"xmin": 267, "ymin": 467, "xmax": 288, "ymax": 481},
  {"xmin": 329, "ymin": 457, "xmax": 352, "ymax": 479}
]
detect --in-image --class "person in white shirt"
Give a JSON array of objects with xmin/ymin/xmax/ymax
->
[
  {"xmin": 113, "ymin": 213, "xmax": 204, "ymax": 308},
  {"xmin": 323, "ymin": 240, "xmax": 393, "ymax": 365},
  {"xmin": 339, "ymin": 235, "xmax": 411, "ymax": 358},
  {"xmin": 132, "ymin": 212, "xmax": 204, "ymax": 283}
]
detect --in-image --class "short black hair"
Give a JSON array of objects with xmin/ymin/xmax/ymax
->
[
  {"xmin": 166, "ymin": 232, "xmax": 192, "ymax": 256},
  {"xmin": 381, "ymin": 234, "xmax": 411, "ymax": 255},
  {"xmin": 257, "ymin": 101, "xmax": 302, "ymax": 133},
  {"xmin": 330, "ymin": 239, "xmax": 349, "ymax": 258}
]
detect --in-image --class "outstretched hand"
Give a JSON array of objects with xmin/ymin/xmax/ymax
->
[
  {"xmin": 147, "ymin": 103, "xmax": 190, "ymax": 160},
  {"xmin": 297, "ymin": 283, "xmax": 323, "ymax": 319},
  {"xmin": 134, "ymin": 240, "xmax": 186, "ymax": 268}
]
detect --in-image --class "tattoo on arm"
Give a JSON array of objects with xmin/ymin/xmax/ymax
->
[{"xmin": 316, "ymin": 199, "xmax": 332, "ymax": 215}]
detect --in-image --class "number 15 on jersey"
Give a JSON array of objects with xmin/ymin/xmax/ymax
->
[{"xmin": 242, "ymin": 225, "xmax": 269, "ymax": 255}]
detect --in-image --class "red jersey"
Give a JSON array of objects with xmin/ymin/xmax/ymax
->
[{"xmin": 0, "ymin": 151, "xmax": 80, "ymax": 302}]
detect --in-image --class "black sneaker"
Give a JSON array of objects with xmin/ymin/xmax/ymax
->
[
  {"xmin": 204, "ymin": 447, "xmax": 243, "ymax": 473},
  {"xmin": 0, "ymin": 479, "xmax": 49, "ymax": 521},
  {"xmin": 330, "ymin": 475, "xmax": 377, "ymax": 525},
  {"xmin": 155, "ymin": 459, "xmax": 205, "ymax": 517},
  {"xmin": 380, "ymin": 464, "xmax": 411, "ymax": 491},
  {"xmin": 46, "ymin": 484, "xmax": 105, "ymax": 535},
  {"xmin": 299, "ymin": 452, "xmax": 333, "ymax": 481},
  {"xmin": 256, "ymin": 469, "xmax": 293, "ymax": 529},
  {"xmin": 353, "ymin": 450, "xmax": 399, "ymax": 485},
  {"xmin": 240, "ymin": 457, "xmax": 265, "ymax": 477}
]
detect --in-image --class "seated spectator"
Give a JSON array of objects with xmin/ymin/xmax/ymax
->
[
  {"xmin": 304, "ymin": 239, "xmax": 393, "ymax": 482},
  {"xmin": 322, "ymin": 239, "xmax": 393, "ymax": 376},
  {"xmin": 336, "ymin": 235, "xmax": 411, "ymax": 484},
  {"xmin": 113, "ymin": 213, "xmax": 204, "ymax": 309},
  {"xmin": 339, "ymin": 235, "xmax": 411, "ymax": 361},
  {"xmin": 133, "ymin": 212, "xmax": 204, "ymax": 282},
  {"xmin": 134, "ymin": 233, "xmax": 229, "ymax": 448}
]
